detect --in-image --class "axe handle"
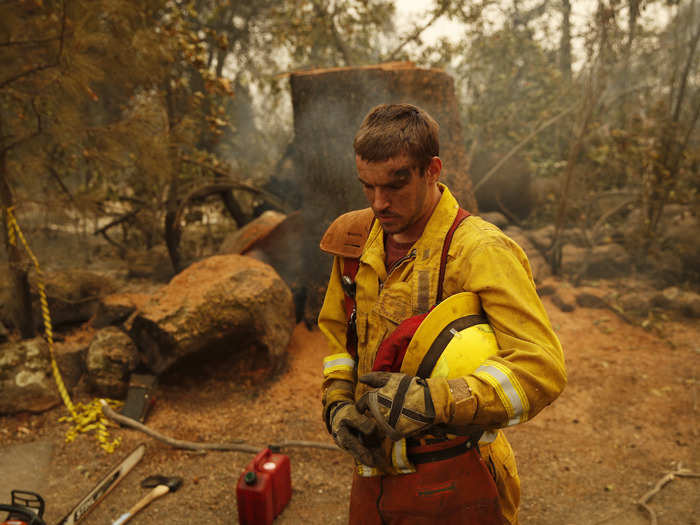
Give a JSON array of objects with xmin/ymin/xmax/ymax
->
[{"xmin": 112, "ymin": 485, "xmax": 169, "ymax": 525}]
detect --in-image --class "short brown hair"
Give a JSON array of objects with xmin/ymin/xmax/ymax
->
[{"xmin": 353, "ymin": 103, "xmax": 439, "ymax": 171}]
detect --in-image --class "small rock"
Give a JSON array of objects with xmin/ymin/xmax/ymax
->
[
  {"xmin": 478, "ymin": 211, "xmax": 509, "ymax": 229},
  {"xmin": 536, "ymin": 277, "xmax": 561, "ymax": 297},
  {"xmin": 617, "ymin": 291, "xmax": 654, "ymax": 318},
  {"xmin": 0, "ymin": 338, "xmax": 77, "ymax": 414},
  {"xmin": 551, "ymin": 293, "xmax": 576, "ymax": 312},
  {"xmin": 587, "ymin": 243, "xmax": 630, "ymax": 278},
  {"xmin": 505, "ymin": 228, "xmax": 552, "ymax": 283},
  {"xmin": 651, "ymin": 286, "xmax": 681, "ymax": 309},
  {"xmin": 527, "ymin": 225, "xmax": 555, "ymax": 252},
  {"xmin": 560, "ymin": 245, "xmax": 587, "ymax": 276},
  {"xmin": 537, "ymin": 284, "xmax": 557, "ymax": 297},
  {"xmin": 679, "ymin": 291, "xmax": 700, "ymax": 318},
  {"xmin": 560, "ymin": 243, "xmax": 629, "ymax": 279},
  {"xmin": 86, "ymin": 327, "xmax": 139, "ymax": 398},
  {"xmin": 575, "ymin": 288, "xmax": 608, "ymax": 309},
  {"xmin": 92, "ymin": 293, "xmax": 149, "ymax": 329}
]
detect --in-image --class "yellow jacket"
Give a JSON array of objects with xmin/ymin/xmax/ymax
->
[{"xmin": 319, "ymin": 185, "xmax": 566, "ymax": 473}]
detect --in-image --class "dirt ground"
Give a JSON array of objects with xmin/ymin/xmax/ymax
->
[{"xmin": 0, "ymin": 291, "xmax": 698, "ymax": 525}]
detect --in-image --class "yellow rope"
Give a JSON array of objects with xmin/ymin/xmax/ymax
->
[{"xmin": 4, "ymin": 207, "xmax": 122, "ymax": 452}]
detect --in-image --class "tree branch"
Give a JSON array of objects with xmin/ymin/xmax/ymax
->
[
  {"xmin": 672, "ymin": 88, "xmax": 700, "ymax": 174},
  {"xmin": 101, "ymin": 400, "xmax": 340, "ymax": 453},
  {"xmin": 180, "ymin": 156, "xmax": 290, "ymax": 212},
  {"xmin": 671, "ymin": 16, "xmax": 700, "ymax": 124},
  {"xmin": 472, "ymin": 103, "xmax": 577, "ymax": 193},
  {"xmin": 0, "ymin": 97, "xmax": 42, "ymax": 154},
  {"xmin": 47, "ymin": 165, "xmax": 75, "ymax": 203},
  {"xmin": 0, "ymin": 37, "xmax": 60, "ymax": 47},
  {"xmin": 93, "ymin": 208, "xmax": 143, "ymax": 236},
  {"xmin": 383, "ymin": 5, "xmax": 449, "ymax": 61},
  {"xmin": 636, "ymin": 463, "xmax": 700, "ymax": 525},
  {"xmin": 0, "ymin": 0, "xmax": 66, "ymax": 89},
  {"xmin": 311, "ymin": 0, "xmax": 353, "ymax": 65}
]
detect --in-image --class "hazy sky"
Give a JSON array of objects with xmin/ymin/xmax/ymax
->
[
  {"xmin": 393, "ymin": 0, "xmax": 671, "ymax": 45},
  {"xmin": 392, "ymin": 0, "xmax": 671, "ymax": 67}
]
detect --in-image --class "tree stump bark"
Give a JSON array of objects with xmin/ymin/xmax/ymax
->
[{"xmin": 288, "ymin": 62, "xmax": 477, "ymax": 319}]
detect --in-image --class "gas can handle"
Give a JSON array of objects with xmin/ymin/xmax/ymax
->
[{"xmin": 253, "ymin": 447, "xmax": 271, "ymax": 470}]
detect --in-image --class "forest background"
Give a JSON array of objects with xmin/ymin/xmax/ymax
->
[{"xmin": 2, "ymin": 0, "xmax": 698, "ymax": 313}]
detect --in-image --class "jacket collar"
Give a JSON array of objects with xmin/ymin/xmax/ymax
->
[{"xmin": 360, "ymin": 184, "xmax": 460, "ymax": 293}]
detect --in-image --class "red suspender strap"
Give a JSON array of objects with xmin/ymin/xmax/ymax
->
[{"xmin": 435, "ymin": 208, "xmax": 471, "ymax": 304}]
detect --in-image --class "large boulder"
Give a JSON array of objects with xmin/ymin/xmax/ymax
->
[
  {"xmin": 129, "ymin": 254, "xmax": 295, "ymax": 374},
  {"xmin": 0, "ymin": 338, "xmax": 81, "ymax": 414},
  {"xmin": 85, "ymin": 327, "xmax": 139, "ymax": 398}
]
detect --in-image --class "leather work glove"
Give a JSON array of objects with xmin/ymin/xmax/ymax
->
[
  {"xmin": 357, "ymin": 372, "xmax": 448, "ymax": 441},
  {"xmin": 329, "ymin": 402, "xmax": 390, "ymax": 470}
]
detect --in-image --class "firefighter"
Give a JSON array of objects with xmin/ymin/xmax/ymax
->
[{"xmin": 319, "ymin": 103, "xmax": 566, "ymax": 524}]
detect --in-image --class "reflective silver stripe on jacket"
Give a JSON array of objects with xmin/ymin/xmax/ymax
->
[
  {"xmin": 479, "ymin": 430, "xmax": 498, "ymax": 444},
  {"xmin": 322, "ymin": 353, "xmax": 355, "ymax": 377},
  {"xmin": 392, "ymin": 439, "xmax": 415, "ymax": 474},
  {"xmin": 357, "ymin": 464, "xmax": 379, "ymax": 477},
  {"xmin": 475, "ymin": 361, "xmax": 529, "ymax": 426}
]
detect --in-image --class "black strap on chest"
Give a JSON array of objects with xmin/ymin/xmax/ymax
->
[{"xmin": 415, "ymin": 313, "xmax": 488, "ymax": 379}]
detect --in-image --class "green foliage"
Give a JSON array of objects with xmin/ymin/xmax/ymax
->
[{"xmin": 461, "ymin": 27, "xmax": 572, "ymax": 158}]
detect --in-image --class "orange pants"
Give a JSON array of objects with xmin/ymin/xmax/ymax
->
[{"xmin": 348, "ymin": 432, "xmax": 520, "ymax": 525}]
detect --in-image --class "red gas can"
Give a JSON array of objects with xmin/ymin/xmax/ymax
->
[{"xmin": 236, "ymin": 448, "xmax": 291, "ymax": 525}]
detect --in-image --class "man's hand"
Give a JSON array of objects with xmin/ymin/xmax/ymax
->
[
  {"xmin": 329, "ymin": 402, "xmax": 389, "ymax": 470},
  {"xmin": 357, "ymin": 372, "xmax": 436, "ymax": 441}
]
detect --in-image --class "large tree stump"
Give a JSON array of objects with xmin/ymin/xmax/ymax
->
[{"xmin": 289, "ymin": 62, "xmax": 477, "ymax": 318}]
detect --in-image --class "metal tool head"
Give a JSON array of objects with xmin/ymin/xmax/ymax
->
[{"xmin": 140, "ymin": 475, "xmax": 183, "ymax": 492}]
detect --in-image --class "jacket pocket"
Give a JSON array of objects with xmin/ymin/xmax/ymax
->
[{"xmin": 373, "ymin": 282, "xmax": 413, "ymax": 326}]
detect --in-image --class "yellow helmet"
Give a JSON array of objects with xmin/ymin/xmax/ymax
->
[{"xmin": 400, "ymin": 292, "xmax": 499, "ymax": 379}]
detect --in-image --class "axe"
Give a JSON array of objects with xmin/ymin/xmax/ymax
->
[{"xmin": 111, "ymin": 475, "xmax": 183, "ymax": 525}]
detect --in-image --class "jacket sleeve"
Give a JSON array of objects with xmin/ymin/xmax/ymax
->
[
  {"xmin": 452, "ymin": 229, "xmax": 567, "ymax": 430},
  {"xmin": 318, "ymin": 256, "xmax": 356, "ymax": 426}
]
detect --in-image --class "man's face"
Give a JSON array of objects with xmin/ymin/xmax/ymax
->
[{"xmin": 356, "ymin": 153, "xmax": 440, "ymax": 241}]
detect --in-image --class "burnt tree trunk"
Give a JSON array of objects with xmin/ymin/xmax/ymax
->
[
  {"xmin": 0, "ymin": 147, "xmax": 34, "ymax": 338},
  {"xmin": 289, "ymin": 62, "xmax": 478, "ymax": 319}
]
